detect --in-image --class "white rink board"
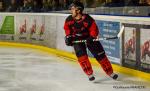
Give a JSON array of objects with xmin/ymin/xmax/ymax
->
[{"xmin": 0, "ymin": 13, "xmax": 150, "ymax": 65}]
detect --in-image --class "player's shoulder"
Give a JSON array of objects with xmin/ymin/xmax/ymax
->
[
  {"xmin": 84, "ymin": 14, "xmax": 94, "ymax": 20},
  {"xmin": 84, "ymin": 14, "xmax": 90, "ymax": 17},
  {"xmin": 65, "ymin": 15, "xmax": 73, "ymax": 21}
]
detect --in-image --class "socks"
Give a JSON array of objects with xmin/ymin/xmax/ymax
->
[
  {"xmin": 78, "ymin": 55, "xmax": 93, "ymax": 76},
  {"xmin": 99, "ymin": 56, "xmax": 113, "ymax": 76}
]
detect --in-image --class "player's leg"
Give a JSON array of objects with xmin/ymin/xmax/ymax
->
[
  {"xmin": 73, "ymin": 43, "xmax": 95, "ymax": 81},
  {"xmin": 87, "ymin": 41, "xmax": 118, "ymax": 79}
]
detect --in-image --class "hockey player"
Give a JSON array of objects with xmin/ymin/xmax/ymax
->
[{"xmin": 63, "ymin": 1, "xmax": 118, "ymax": 81}]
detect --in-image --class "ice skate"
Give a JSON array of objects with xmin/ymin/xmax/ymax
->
[
  {"xmin": 88, "ymin": 74, "xmax": 95, "ymax": 81},
  {"xmin": 110, "ymin": 73, "xmax": 118, "ymax": 80}
]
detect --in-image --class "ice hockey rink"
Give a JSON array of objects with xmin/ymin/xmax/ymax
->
[{"xmin": 0, "ymin": 46, "xmax": 150, "ymax": 91}]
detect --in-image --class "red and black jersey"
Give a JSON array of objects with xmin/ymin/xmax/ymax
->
[{"xmin": 64, "ymin": 14, "xmax": 99, "ymax": 40}]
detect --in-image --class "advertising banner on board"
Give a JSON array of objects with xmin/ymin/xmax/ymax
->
[
  {"xmin": 93, "ymin": 20, "xmax": 120, "ymax": 64},
  {"xmin": 0, "ymin": 15, "xmax": 14, "ymax": 40}
]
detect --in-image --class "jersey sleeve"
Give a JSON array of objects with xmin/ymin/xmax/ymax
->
[
  {"xmin": 64, "ymin": 21, "xmax": 70, "ymax": 36},
  {"xmin": 88, "ymin": 16, "xmax": 99, "ymax": 38},
  {"xmin": 64, "ymin": 16, "xmax": 72, "ymax": 36}
]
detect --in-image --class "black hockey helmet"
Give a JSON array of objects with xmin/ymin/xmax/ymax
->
[{"xmin": 69, "ymin": 1, "xmax": 84, "ymax": 11}]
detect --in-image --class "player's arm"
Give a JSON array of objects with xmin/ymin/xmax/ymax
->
[
  {"xmin": 88, "ymin": 17, "xmax": 99, "ymax": 38},
  {"xmin": 86, "ymin": 16, "xmax": 99, "ymax": 44},
  {"xmin": 64, "ymin": 18, "xmax": 73, "ymax": 46},
  {"xmin": 64, "ymin": 20, "xmax": 71, "ymax": 36}
]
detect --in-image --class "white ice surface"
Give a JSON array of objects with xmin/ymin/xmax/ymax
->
[{"xmin": 0, "ymin": 46, "xmax": 149, "ymax": 91}]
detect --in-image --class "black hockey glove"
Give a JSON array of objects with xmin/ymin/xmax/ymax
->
[
  {"xmin": 86, "ymin": 36, "xmax": 94, "ymax": 44},
  {"xmin": 65, "ymin": 35, "xmax": 73, "ymax": 46}
]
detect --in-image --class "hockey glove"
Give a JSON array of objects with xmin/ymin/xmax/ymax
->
[
  {"xmin": 86, "ymin": 36, "xmax": 94, "ymax": 44},
  {"xmin": 65, "ymin": 35, "xmax": 73, "ymax": 46}
]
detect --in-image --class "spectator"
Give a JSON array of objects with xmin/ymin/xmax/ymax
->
[
  {"xmin": 28, "ymin": 0, "xmax": 34, "ymax": 8},
  {"xmin": 19, "ymin": 0, "xmax": 32, "ymax": 12},
  {"xmin": 140, "ymin": 0, "xmax": 150, "ymax": 6},
  {"xmin": 103, "ymin": 0, "xmax": 124, "ymax": 7},
  {"xmin": 125, "ymin": 0, "xmax": 140, "ymax": 6},
  {"xmin": 63, "ymin": 0, "xmax": 70, "ymax": 9},
  {"xmin": 143, "ymin": 0, "xmax": 150, "ymax": 16},
  {"xmin": 20, "ymin": 0, "xmax": 32, "ymax": 12},
  {"xmin": 3, "ymin": 0, "xmax": 9, "ymax": 9},
  {"xmin": 41, "ymin": 0, "xmax": 49, "ymax": 12},
  {"xmin": 85, "ymin": 0, "xmax": 94, "ymax": 7},
  {"xmin": 0, "ymin": 0, "xmax": 5, "ymax": 12},
  {"xmin": 16, "ymin": 0, "xmax": 22, "ymax": 5},
  {"xmin": 58, "ymin": 0, "xmax": 63, "ymax": 10},
  {"xmin": 6, "ymin": 0, "xmax": 18, "ymax": 12},
  {"xmin": 32, "ymin": 0, "xmax": 41, "ymax": 12},
  {"xmin": 47, "ymin": 0, "xmax": 53, "ymax": 11},
  {"xmin": 147, "ymin": 0, "xmax": 150, "ymax": 5},
  {"xmin": 52, "ymin": 0, "xmax": 60, "ymax": 11},
  {"xmin": 64, "ymin": 0, "xmax": 76, "ymax": 9}
]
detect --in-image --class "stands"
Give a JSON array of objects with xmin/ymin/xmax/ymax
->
[{"xmin": 0, "ymin": 0, "xmax": 150, "ymax": 16}]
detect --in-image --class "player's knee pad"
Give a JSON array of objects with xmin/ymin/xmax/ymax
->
[
  {"xmin": 78, "ymin": 55, "xmax": 93, "ymax": 76},
  {"xmin": 99, "ymin": 56, "xmax": 113, "ymax": 76},
  {"xmin": 94, "ymin": 51, "xmax": 106, "ymax": 61},
  {"xmin": 76, "ymin": 50, "xmax": 87, "ymax": 57}
]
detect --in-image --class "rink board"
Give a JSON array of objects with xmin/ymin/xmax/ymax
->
[
  {"xmin": 0, "ymin": 13, "xmax": 150, "ymax": 75},
  {"xmin": 0, "ymin": 41, "xmax": 150, "ymax": 82}
]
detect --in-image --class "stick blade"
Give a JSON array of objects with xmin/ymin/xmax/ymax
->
[{"xmin": 117, "ymin": 25, "xmax": 125, "ymax": 38}]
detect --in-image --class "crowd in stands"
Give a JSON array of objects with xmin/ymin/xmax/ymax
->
[
  {"xmin": 0, "ymin": 0, "xmax": 74, "ymax": 12},
  {"xmin": 0, "ymin": 0, "xmax": 150, "ymax": 12}
]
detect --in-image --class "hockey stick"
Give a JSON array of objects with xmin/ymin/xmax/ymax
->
[{"xmin": 73, "ymin": 25, "xmax": 125, "ymax": 43}]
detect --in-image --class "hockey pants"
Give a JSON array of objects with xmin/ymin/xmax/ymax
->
[{"xmin": 73, "ymin": 41, "xmax": 113, "ymax": 76}]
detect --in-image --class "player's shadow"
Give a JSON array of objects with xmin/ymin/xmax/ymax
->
[
  {"xmin": 93, "ymin": 77, "xmax": 111, "ymax": 84},
  {"xmin": 93, "ymin": 74, "xmax": 150, "ymax": 87}
]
